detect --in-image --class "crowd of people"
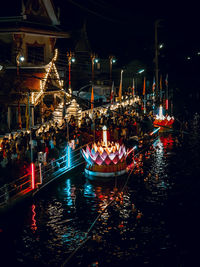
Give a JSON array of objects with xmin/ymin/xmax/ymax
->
[{"xmin": 0, "ymin": 100, "xmax": 155, "ymax": 186}]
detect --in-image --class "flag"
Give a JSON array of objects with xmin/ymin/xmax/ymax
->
[
  {"xmin": 152, "ymin": 77, "xmax": 156, "ymax": 93},
  {"xmin": 18, "ymin": 102, "xmax": 22, "ymax": 129},
  {"xmin": 132, "ymin": 78, "xmax": 135, "ymax": 97},
  {"xmin": 143, "ymin": 77, "xmax": 146, "ymax": 95},
  {"xmin": 160, "ymin": 75, "xmax": 162, "ymax": 90},
  {"xmin": 165, "ymin": 74, "xmax": 168, "ymax": 87},
  {"xmin": 91, "ymin": 87, "xmax": 94, "ymax": 109},
  {"xmin": 110, "ymin": 81, "xmax": 114, "ymax": 103}
]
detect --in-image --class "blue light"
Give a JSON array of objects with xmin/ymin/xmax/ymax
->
[
  {"xmin": 84, "ymin": 182, "xmax": 96, "ymax": 197},
  {"xmin": 66, "ymin": 145, "xmax": 71, "ymax": 168},
  {"xmin": 64, "ymin": 179, "xmax": 73, "ymax": 206}
]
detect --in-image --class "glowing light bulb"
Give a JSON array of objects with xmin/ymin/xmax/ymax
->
[{"xmin": 102, "ymin": 125, "xmax": 107, "ymax": 147}]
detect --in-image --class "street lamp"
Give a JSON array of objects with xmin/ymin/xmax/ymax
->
[
  {"xmin": 16, "ymin": 51, "xmax": 25, "ymax": 75},
  {"xmin": 16, "ymin": 51, "xmax": 25, "ymax": 129},
  {"xmin": 134, "ymin": 69, "xmax": 145, "ymax": 95},
  {"xmin": 137, "ymin": 69, "xmax": 145, "ymax": 74},
  {"xmin": 67, "ymin": 51, "xmax": 75, "ymax": 95},
  {"xmin": 91, "ymin": 53, "xmax": 98, "ymax": 83},
  {"xmin": 118, "ymin": 69, "xmax": 123, "ymax": 101},
  {"xmin": 109, "ymin": 55, "xmax": 116, "ymax": 83}
]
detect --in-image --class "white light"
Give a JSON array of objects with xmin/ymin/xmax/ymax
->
[
  {"xmin": 71, "ymin": 58, "xmax": 75, "ymax": 63},
  {"xmin": 187, "ymin": 56, "xmax": 191, "ymax": 60},
  {"xmin": 159, "ymin": 43, "xmax": 164, "ymax": 49},
  {"xmin": 138, "ymin": 69, "xmax": 144, "ymax": 74},
  {"xmin": 102, "ymin": 125, "xmax": 107, "ymax": 147},
  {"xmin": 19, "ymin": 56, "xmax": 25, "ymax": 62},
  {"xmin": 95, "ymin": 59, "xmax": 99, "ymax": 63}
]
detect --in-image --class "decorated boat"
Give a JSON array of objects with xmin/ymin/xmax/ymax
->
[
  {"xmin": 153, "ymin": 105, "xmax": 174, "ymax": 132},
  {"xmin": 82, "ymin": 126, "xmax": 128, "ymax": 179}
]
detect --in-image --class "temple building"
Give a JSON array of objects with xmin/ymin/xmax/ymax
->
[{"xmin": 0, "ymin": 0, "xmax": 69, "ymax": 133}]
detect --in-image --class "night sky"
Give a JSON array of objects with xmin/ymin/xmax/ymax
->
[
  {"xmin": 55, "ymin": 0, "xmax": 200, "ymax": 111},
  {"xmin": 55, "ymin": 0, "xmax": 200, "ymax": 58}
]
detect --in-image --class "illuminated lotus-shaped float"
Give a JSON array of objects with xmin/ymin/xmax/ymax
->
[
  {"xmin": 82, "ymin": 126, "xmax": 127, "ymax": 178},
  {"xmin": 153, "ymin": 105, "xmax": 174, "ymax": 132}
]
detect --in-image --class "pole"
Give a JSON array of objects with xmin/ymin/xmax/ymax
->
[
  {"xmin": 68, "ymin": 60, "xmax": 71, "ymax": 91},
  {"xmin": 143, "ymin": 77, "xmax": 146, "ymax": 114},
  {"xmin": 165, "ymin": 74, "xmax": 169, "ymax": 111},
  {"xmin": 171, "ymin": 88, "xmax": 173, "ymax": 115},
  {"xmin": 160, "ymin": 74, "xmax": 162, "ymax": 104},
  {"xmin": 67, "ymin": 51, "xmax": 74, "ymax": 95},
  {"xmin": 93, "ymin": 113, "xmax": 95, "ymax": 143},
  {"xmin": 28, "ymin": 92, "xmax": 35, "ymax": 190},
  {"xmin": 132, "ymin": 78, "xmax": 135, "ymax": 97},
  {"xmin": 28, "ymin": 93, "xmax": 33, "ymax": 163},
  {"xmin": 67, "ymin": 119, "xmax": 69, "ymax": 143},
  {"xmin": 155, "ymin": 20, "xmax": 159, "ymax": 104},
  {"xmin": 109, "ymin": 56, "xmax": 112, "ymax": 98},
  {"xmin": 91, "ymin": 54, "xmax": 95, "ymax": 83},
  {"xmin": 109, "ymin": 56, "xmax": 113, "ymax": 84},
  {"xmin": 119, "ymin": 69, "xmax": 123, "ymax": 102}
]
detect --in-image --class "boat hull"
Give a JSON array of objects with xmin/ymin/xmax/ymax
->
[{"xmin": 84, "ymin": 168, "xmax": 127, "ymax": 180}]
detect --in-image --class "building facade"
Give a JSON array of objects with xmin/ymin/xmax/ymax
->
[{"xmin": 0, "ymin": 0, "xmax": 69, "ymax": 134}]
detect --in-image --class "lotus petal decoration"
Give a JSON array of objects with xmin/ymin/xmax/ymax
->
[
  {"xmin": 101, "ymin": 151, "xmax": 108, "ymax": 161},
  {"xmin": 95, "ymin": 155, "xmax": 104, "ymax": 165},
  {"xmin": 109, "ymin": 152, "xmax": 116, "ymax": 161},
  {"xmin": 104, "ymin": 155, "xmax": 112, "ymax": 165},
  {"xmin": 112, "ymin": 155, "xmax": 119, "ymax": 165},
  {"xmin": 82, "ymin": 142, "xmax": 127, "ymax": 166}
]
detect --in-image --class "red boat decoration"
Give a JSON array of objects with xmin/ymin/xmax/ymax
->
[{"xmin": 153, "ymin": 105, "xmax": 174, "ymax": 131}]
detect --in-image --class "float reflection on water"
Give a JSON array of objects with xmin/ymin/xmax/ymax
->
[{"xmin": 2, "ymin": 121, "xmax": 200, "ymax": 266}]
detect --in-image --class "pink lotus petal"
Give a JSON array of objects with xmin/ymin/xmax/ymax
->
[
  {"xmin": 104, "ymin": 156, "xmax": 112, "ymax": 165},
  {"xmin": 95, "ymin": 155, "xmax": 104, "ymax": 165},
  {"xmin": 112, "ymin": 155, "xmax": 119, "ymax": 165},
  {"xmin": 101, "ymin": 151, "xmax": 108, "ymax": 161},
  {"xmin": 109, "ymin": 152, "xmax": 116, "ymax": 161}
]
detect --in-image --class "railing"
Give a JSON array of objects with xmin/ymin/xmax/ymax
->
[
  {"xmin": 0, "ymin": 172, "xmax": 32, "ymax": 207},
  {"xmin": 34, "ymin": 143, "xmax": 87, "ymax": 194},
  {"xmin": 0, "ymin": 143, "xmax": 90, "ymax": 208},
  {"xmin": 0, "ymin": 97, "xmax": 140, "ymax": 209}
]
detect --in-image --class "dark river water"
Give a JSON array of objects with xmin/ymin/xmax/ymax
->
[{"xmin": 1, "ymin": 116, "xmax": 200, "ymax": 267}]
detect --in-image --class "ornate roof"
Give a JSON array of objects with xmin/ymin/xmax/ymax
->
[{"xmin": 0, "ymin": 0, "xmax": 69, "ymax": 37}]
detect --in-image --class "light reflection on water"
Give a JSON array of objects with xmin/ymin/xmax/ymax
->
[{"xmin": 1, "ymin": 121, "xmax": 200, "ymax": 266}]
